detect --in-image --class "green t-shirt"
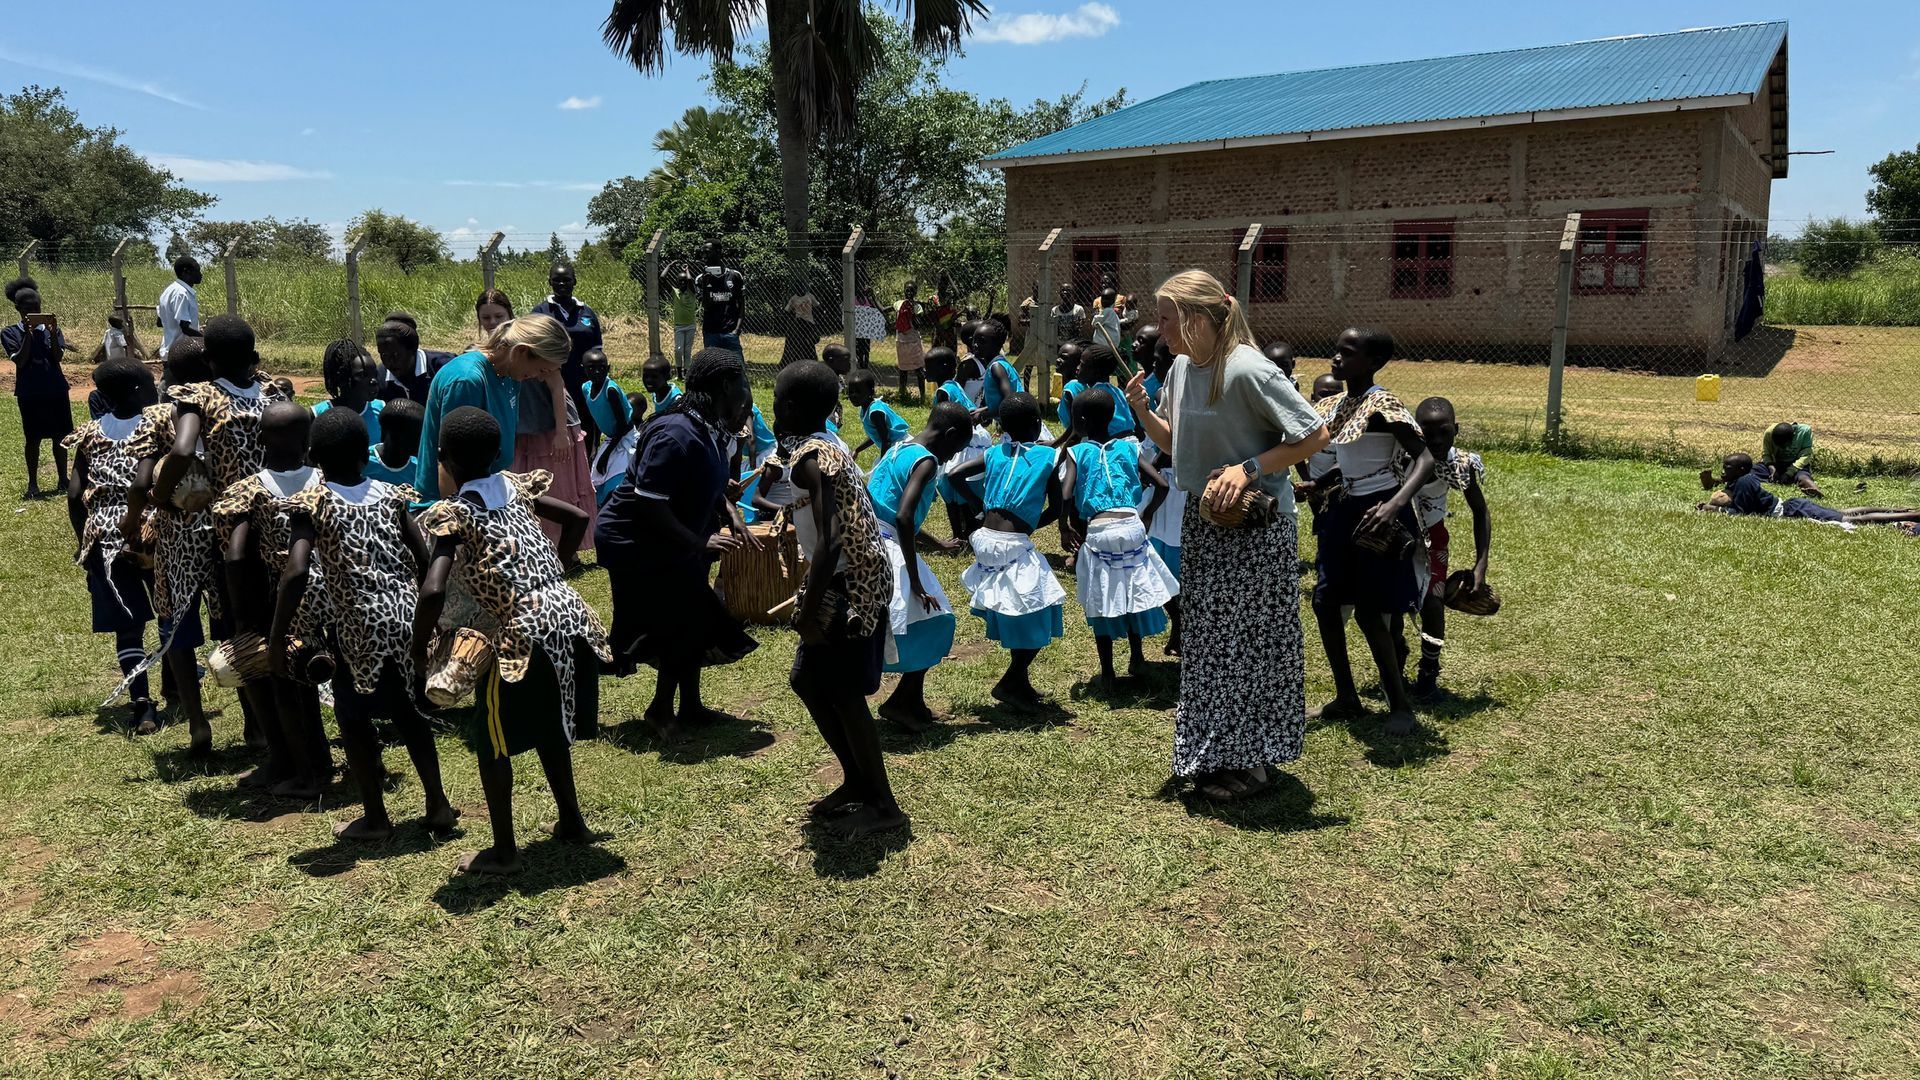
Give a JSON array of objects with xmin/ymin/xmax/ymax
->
[
  {"xmin": 668, "ymin": 289, "xmax": 699, "ymax": 327},
  {"xmin": 1156, "ymin": 344, "xmax": 1326, "ymax": 513},
  {"xmin": 1761, "ymin": 423, "xmax": 1813, "ymax": 470}
]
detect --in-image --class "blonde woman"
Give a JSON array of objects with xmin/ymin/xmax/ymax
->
[
  {"xmin": 1126, "ymin": 270, "xmax": 1330, "ymax": 803},
  {"xmin": 415, "ymin": 313, "xmax": 570, "ymax": 499}
]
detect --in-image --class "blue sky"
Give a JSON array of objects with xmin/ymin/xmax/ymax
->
[{"xmin": 2, "ymin": 0, "xmax": 1914, "ymax": 249}]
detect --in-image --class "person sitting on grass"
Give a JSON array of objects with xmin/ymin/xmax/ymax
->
[
  {"xmin": 867, "ymin": 401, "xmax": 973, "ymax": 731},
  {"xmin": 641, "ymin": 353, "xmax": 681, "ymax": 418},
  {"xmin": 312, "ymin": 339, "xmax": 385, "ymax": 447},
  {"xmin": 413, "ymin": 407, "xmax": 611, "ymax": 876},
  {"xmin": 366, "ymin": 398, "xmax": 424, "ymax": 486},
  {"xmin": 776, "ymin": 362, "xmax": 910, "ymax": 837},
  {"xmin": 1403, "ymin": 396, "xmax": 1492, "ymax": 700},
  {"xmin": 276, "ymin": 407, "xmax": 455, "ymax": 841},
  {"xmin": 848, "ymin": 369, "xmax": 909, "ymax": 459},
  {"xmin": 1757, "ymin": 422, "xmax": 1822, "ymax": 498},
  {"xmin": 1697, "ymin": 454, "xmax": 1920, "ymax": 529}
]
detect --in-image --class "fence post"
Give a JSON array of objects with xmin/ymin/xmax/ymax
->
[
  {"xmin": 644, "ymin": 230, "xmax": 664, "ymax": 362},
  {"xmin": 345, "ymin": 233, "xmax": 367, "ymax": 347},
  {"xmin": 16, "ymin": 239, "xmax": 36, "ymax": 281},
  {"xmin": 841, "ymin": 227, "xmax": 865, "ymax": 364},
  {"xmin": 1235, "ymin": 223, "xmax": 1264, "ymax": 302},
  {"xmin": 223, "ymin": 237, "xmax": 242, "ymax": 316},
  {"xmin": 109, "ymin": 238, "xmax": 131, "ymax": 330},
  {"xmin": 1036, "ymin": 227, "xmax": 1062, "ymax": 415},
  {"xmin": 1545, "ymin": 212, "xmax": 1581, "ymax": 442},
  {"xmin": 480, "ymin": 231, "xmax": 504, "ymax": 291}
]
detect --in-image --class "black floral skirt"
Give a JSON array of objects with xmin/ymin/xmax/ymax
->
[{"xmin": 1172, "ymin": 500, "xmax": 1307, "ymax": 776}]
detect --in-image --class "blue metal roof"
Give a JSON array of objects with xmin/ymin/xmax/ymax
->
[{"xmin": 988, "ymin": 22, "xmax": 1787, "ymax": 163}]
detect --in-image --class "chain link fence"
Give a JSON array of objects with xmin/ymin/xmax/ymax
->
[{"xmin": 7, "ymin": 220, "xmax": 1918, "ymax": 473}]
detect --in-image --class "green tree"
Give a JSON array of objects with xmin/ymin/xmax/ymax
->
[
  {"xmin": 187, "ymin": 218, "xmax": 333, "ymax": 260},
  {"xmin": 602, "ymin": 0, "xmax": 986, "ymax": 266},
  {"xmin": 348, "ymin": 209, "xmax": 448, "ymax": 273},
  {"xmin": 1798, "ymin": 218, "xmax": 1879, "ymax": 280},
  {"xmin": 0, "ymin": 85, "xmax": 211, "ymax": 245},
  {"xmin": 546, "ymin": 232, "xmax": 570, "ymax": 265},
  {"xmin": 586, "ymin": 176, "xmax": 651, "ymax": 256},
  {"xmin": 1866, "ymin": 144, "xmax": 1920, "ymax": 244}
]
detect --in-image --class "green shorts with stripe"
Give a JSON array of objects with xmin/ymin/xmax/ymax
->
[{"xmin": 461, "ymin": 638, "xmax": 601, "ymax": 760}]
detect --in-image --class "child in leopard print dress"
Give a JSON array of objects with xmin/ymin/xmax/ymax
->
[
  {"xmin": 213, "ymin": 401, "xmax": 332, "ymax": 799},
  {"xmin": 414, "ymin": 407, "xmax": 610, "ymax": 877},
  {"xmin": 276, "ymin": 407, "xmax": 454, "ymax": 840},
  {"xmin": 775, "ymin": 362, "xmax": 907, "ymax": 837}
]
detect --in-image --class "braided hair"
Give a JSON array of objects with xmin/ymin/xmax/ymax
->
[
  {"xmin": 321, "ymin": 339, "xmax": 370, "ymax": 401},
  {"xmin": 674, "ymin": 347, "xmax": 745, "ymax": 427}
]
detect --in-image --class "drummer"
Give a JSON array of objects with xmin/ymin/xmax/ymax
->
[{"xmin": 866, "ymin": 402, "xmax": 973, "ymax": 731}]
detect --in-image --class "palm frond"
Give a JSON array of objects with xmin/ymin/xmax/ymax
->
[{"xmin": 604, "ymin": 0, "xmax": 759, "ymax": 72}]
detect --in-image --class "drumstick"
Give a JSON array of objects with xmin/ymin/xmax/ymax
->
[{"xmin": 766, "ymin": 595, "xmax": 797, "ymax": 617}]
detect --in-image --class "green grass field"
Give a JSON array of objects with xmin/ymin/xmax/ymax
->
[{"xmin": 3, "ymin": 392, "xmax": 1919, "ymax": 1077}]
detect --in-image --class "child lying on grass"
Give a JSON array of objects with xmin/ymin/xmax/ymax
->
[{"xmin": 1697, "ymin": 454, "xmax": 1920, "ymax": 531}]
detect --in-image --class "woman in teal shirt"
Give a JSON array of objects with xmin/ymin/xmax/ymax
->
[{"xmin": 416, "ymin": 315, "xmax": 572, "ymax": 498}]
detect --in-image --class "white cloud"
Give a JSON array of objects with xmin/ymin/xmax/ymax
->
[
  {"xmin": 558, "ymin": 95, "xmax": 603, "ymax": 110},
  {"xmin": 449, "ymin": 227, "xmax": 475, "ymax": 239},
  {"xmin": 559, "ymin": 222, "xmax": 584, "ymax": 231},
  {"xmin": 142, "ymin": 154, "xmax": 331, "ymax": 182},
  {"xmin": 971, "ymin": 2, "xmax": 1119, "ymax": 45},
  {"xmin": 466, "ymin": 217, "xmax": 479, "ymax": 225},
  {"xmin": 0, "ymin": 46, "xmax": 204, "ymax": 108},
  {"xmin": 299, "ymin": 127, "xmax": 316, "ymax": 136}
]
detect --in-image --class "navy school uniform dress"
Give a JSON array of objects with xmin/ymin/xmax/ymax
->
[{"xmin": 3, "ymin": 320, "xmax": 75, "ymax": 443}]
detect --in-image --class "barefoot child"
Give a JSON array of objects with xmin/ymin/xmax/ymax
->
[
  {"xmin": 579, "ymin": 346, "xmax": 630, "ymax": 456},
  {"xmin": 775, "ymin": 363, "xmax": 910, "ymax": 835},
  {"xmin": 1406, "ymin": 397, "xmax": 1491, "ymax": 699},
  {"xmin": 1310, "ymin": 328, "xmax": 1434, "ymax": 737},
  {"xmin": 1062, "ymin": 389, "xmax": 1179, "ymax": 685},
  {"xmin": 275, "ymin": 408, "xmax": 454, "ymax": 840},
  {"xmin": 848, "ymin": 369, "xmax": 909, "ymax": 459},
  {"xmin": 214, "ymin": 401, "xmax": 331, "ymax": 798},
  {"xmin": 1697, "ymin": 454, "xmax": 1920, "ymax": 528},
  {"xmin": 64, "ymin": 358, "xmax": 166, "ymax": 734},
  {"xmin": 868, "ymin": 402, "xmax": 974, "ymax": 730},
  {"xmin": 312, "ymin": 339, "xmax": 385, "ymax": 447},
  {"xmin": 413, "ymin": 407, "xmax": 611, "ymax": 874},
  {"xmin": 949, "ymin": 393, "xmax": 1067, "ymax": 708},
  {"xmin": 366, "ymin": 398, "xmax": 424, "ymax": 486}
]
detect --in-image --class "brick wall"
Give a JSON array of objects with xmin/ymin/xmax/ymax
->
[{"xmin": 1005, "ymin": 108, "xmax": 1765, "ymax": 356}]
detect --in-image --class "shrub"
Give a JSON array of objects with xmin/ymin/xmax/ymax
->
[{"xmin": 1798, "ymin": 218, "xmax": 1881, "ymax": 280}]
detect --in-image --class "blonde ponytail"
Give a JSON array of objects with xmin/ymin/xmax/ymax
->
[
  {"xmin": 1155, "ymin": 269, "xmax": 1258, "ymax": 403},
  {"xmin": 481, "ymin": 312, "xmax": 570, "ymax": 369}
]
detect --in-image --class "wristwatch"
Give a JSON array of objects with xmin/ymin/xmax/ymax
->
[{"xmin": 1240, "ymin": 458, "xmax": 1260, "ymax": 480}]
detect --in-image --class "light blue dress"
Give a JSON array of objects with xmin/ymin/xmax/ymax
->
[
  {"xmin": 967, "ymin": 441, "xmax": 1065, "ymax": 651},
  {"xmin": 869, "ymin": 443, "xmax": 956, "ymax": 673},
  {"xmin": 1067, "ymin": 439, "xmax": 1169, "ymax": 638}
]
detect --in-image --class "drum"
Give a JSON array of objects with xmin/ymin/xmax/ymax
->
[
  {"xmin": 715, "ymin": 523, "xmax": 798, "ymax": 625},
  {"xmin": 169, "ymin": 457, "xmax": 215, "ymax": 513},
  {"xmin": 208, "ymin": 632, "xmax": 270, "ymax": 687},
  {"xmin": 425, "ymin": 626, "xmax": 494, "ymax": 708}
]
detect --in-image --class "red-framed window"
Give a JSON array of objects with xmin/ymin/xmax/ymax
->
[
  {"xmin": 1576, "ymin": 209, "xmax": 1649, "ymax": 294},
  {"xmin": 1070, "ymin": 238, "xmax": 1118, "ymax": 306},
  {"xmin": 1391, "ymin": 221, "xmax": 1454, "ymax": 299}
]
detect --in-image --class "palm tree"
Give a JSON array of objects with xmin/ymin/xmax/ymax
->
[
  {"xmin": 646, "ymin": 106, "xmax": 752, "ymax": 193},
  {"xmin": 602, "ymin": 0, "xmax": 985, "ymax": 264}
]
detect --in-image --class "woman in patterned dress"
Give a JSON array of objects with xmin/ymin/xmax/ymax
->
[
  {"xmin": 1124, "ymin": 271, "xmax": 1331, "ymax": 803},
  {"xmin": 414, "ymin": 407, "xmax": 610, "ymax": 876}
]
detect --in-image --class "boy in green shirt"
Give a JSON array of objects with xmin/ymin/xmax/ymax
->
[{"xmin": 1759, "ymin": 422, "xmax": 1821, "ymax": 498}]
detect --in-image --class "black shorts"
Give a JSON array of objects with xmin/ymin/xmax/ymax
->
[{"xmin": 85, "ymin": 551, "xmax": 154, "ymax": 634}]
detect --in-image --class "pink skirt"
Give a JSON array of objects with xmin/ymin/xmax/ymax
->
[{"xmin": 513, "ymin": 426, "xmax": 598, "ymax": 551}]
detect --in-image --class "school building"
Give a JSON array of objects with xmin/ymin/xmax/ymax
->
[{"xmin": 988, "ymin": 22, "xmax": 1789, "ymax": 361}]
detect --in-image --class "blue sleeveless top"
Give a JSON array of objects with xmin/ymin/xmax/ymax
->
[
  {"xmin": 979, "ymin": 356, "xmax": 1024, "ymax": 413},
  {"xmin": 862, "ymin": 400, "xmax": 911, "ymax": 451},
  {"xmin": 1067, "ymin": 438, "xmax": 1144, "ymax": 518},
  {"xmin": 982, "ymin": 441, "xmax": 1056, "ymax": 529},
  {"xmin": 1056, "ymin": 379, "xmax": 1086, "ymax": 430},
  {"xmin": 580, "ymin": 378, "xmax": 630, "ymax": 436},
  {"xmin": 937, "ymin": 380, "xmax": 976, "ymax": 410},
  {"xmin": 868, "ymin": 443, "xmax": 939, "ymax": 533}
]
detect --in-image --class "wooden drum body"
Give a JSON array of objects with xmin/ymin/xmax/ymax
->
[{"xmin": 715, "ymin": 523, "xmax": 798, "ymax": 625}]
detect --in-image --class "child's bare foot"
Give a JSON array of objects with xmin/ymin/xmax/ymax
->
[
  {"xmin": 188, "ymin": 719, "xmax": 213, "ymax": 757},
  {"xmin": 548, "ymin": 817, "xmax": 592, "ymax": 843},
  {"xmin": 423, "ymin": 802, "xmax": 460, "ymax": 833},
  {"xmin": 235, "ymin": 764, "xmax": 280, "ymax": 789},
  {"xmin": 131, "ymin": 701, "xmax": 162, "ymax": 737},
  {"xmin": 834, "ymin": 803, "xmax": 909, "ymax": 837},
  {"xmin": 876, "ymin": 701, "xmax": 935, "ymax": 733},
  {"xmin": 1164, "ymin": 635, "xmax": 1182, "ymax": 657},
  {"xmin": 1308, "ymin": 696, "xmax": 1366, "ymax": 721},
  {"xmin": 679, "ymin": 705, "xmax": 735, "ymax": 728},
  {"xmin": 808, "ymin": 784, "xmax": 862, "ymax": 820},
  {"xmin": 457, "ymin": 847, "xmax": 522, "ymax": 875},
  {"xmin": 643, "ymin": 705, "xmax": 679, "ymax": 742},
  {"xmin": 270, "ymin": 776, "xmax": 323, "ymax": 801},
  {"xmin": 334, "ymin": 815, "xmax": 393, "ymax": 842},
  {"xmin": 990, "ymin": 680, "xmax": 1044, "ymax": 710},
  {"xmin": 1381, "ymin": 710, "xmax": 1417, "ymax": 737}
]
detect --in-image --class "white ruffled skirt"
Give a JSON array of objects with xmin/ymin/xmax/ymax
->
[
  {"xmin": 1076, "ymin": 511, "xmax": 1178, "ymax": 637},
  {"xmin": 961, "ymin": 528, "xmax": 1066, "ymax": 651}
]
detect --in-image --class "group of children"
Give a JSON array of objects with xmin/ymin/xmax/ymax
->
[{"xmin": 1696, "ymin": 422, "xmax": 1920, "ymax": 536}]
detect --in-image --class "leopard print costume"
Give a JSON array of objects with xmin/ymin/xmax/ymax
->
[
  {"xmin": 111, "ymin": 404, "xmax": 220, "ymax": 702},
  {"xmin": 1314, "ymin": 386, "xmax": 1422, "ymax": 446},
  {"xmin": 791, "ymin": 435, "xmax": 891, "ymax": 637},
  {"xmin": 417, "ymin": 470, "xmax": 610, "ymax": 741},
  {"xmin": 61, "ymin": 412, "xmax": 156, "ymax": 580},
  {"xmin": 169, "ymin": 375, "xmax": 291, "ymax": 493},
  {"xmin": 212, "ymin": 468, "xmax": 331, "ymax": 655},
  {"xmin": 286, "ymin": 480, "xmax": 421, "ymax": 695}
]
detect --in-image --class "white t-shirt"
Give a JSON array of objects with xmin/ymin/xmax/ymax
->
[
  {"xmin": 156, "ymin": 280, "xmax": 199, "ymax": 358},
  {"xmin": 102, "ymin": 326, "xmax": 129, "ymax": 360}
]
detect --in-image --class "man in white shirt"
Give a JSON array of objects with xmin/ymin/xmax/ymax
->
[{"xmin": 155, "ymin": 256, "xmax": 202, "ymax": 359}]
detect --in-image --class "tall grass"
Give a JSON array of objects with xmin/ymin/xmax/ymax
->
[{"xmin": 1765, "ymin": 249, "xmax": 1920, "ymax": 326}]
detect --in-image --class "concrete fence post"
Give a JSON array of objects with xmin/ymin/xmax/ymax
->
[
  {"xmin": 16, "ymin": 239, "xmax": 37, "ymax": 281},
  {"xmin": 1235, "ymin": 223, "xmax": 1264, "ymax": 303},
  {"xmin": 109, "ymin": 238, "xmax": 131, "ymax": 330},
  {"xmin": 345, "ymin": 233, "xmax": 368, "ymax": 347},
  {"xmin": 223, "ymin": 236, "xmax": 242, "ymax": 316},
  {"xmin": 841, "ymin": 227, "xmax": 865, "ymax": 363},
  {"xmin": 1545, "ymin": 212, "xmax": 1581, "ymax": 441},
  {"xmin": 1036, "ymin": 227, "xmax": 1062, "ymax": 414},
  {"xmin": 480, "ymin": 231, "xmax": 504, "ymax": 291},
  {"xmin": 644, "ymin": 230, "xmax": 664, "ymax": 362}
]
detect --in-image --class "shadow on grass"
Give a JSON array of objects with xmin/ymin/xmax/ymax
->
[
  {"xmin": 603, "ymin": 711, "xmax": 777, "ymax": 763},
  {"xmin": 429, "ymin": 840, "xmax": 627, "ymax": 913},
  {"xmin": 148, "ymin": 741, "xmax": 258, "ymax": 782},
  {"xmin": 1166, "ymin": 771, "xmax": 1348, "ymax": 833},
  {"xmin": 288, "ymin": 818, "xmax": 463, "ymax": 877},
  {"xmin": 1068, "ymin": 662, "xmax": 1179, "ymax": 711},
  {"xmin": 800, "ymin": 818, "xmax": 913, "ymax": 880}
]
